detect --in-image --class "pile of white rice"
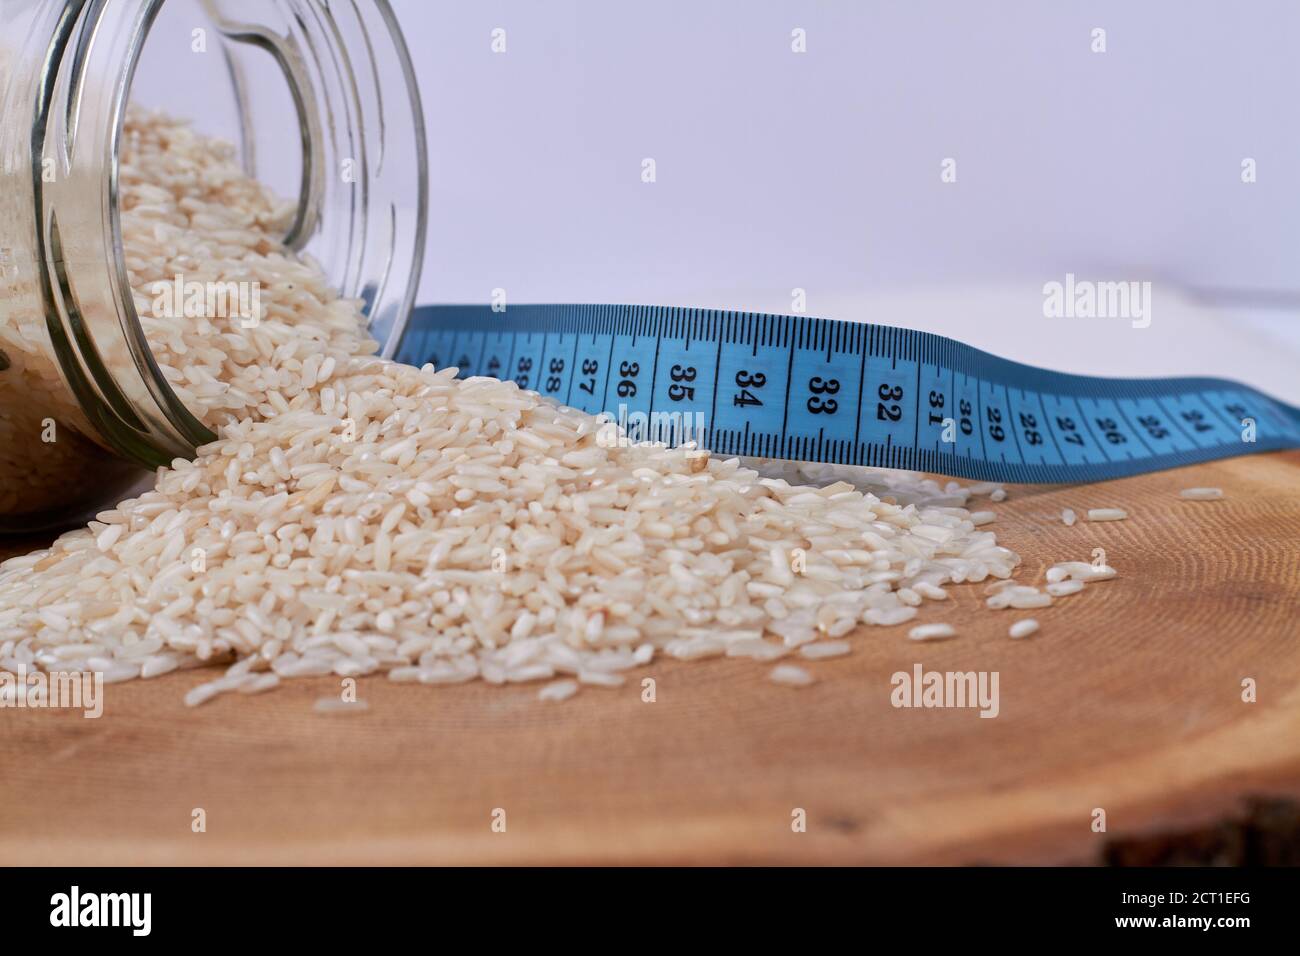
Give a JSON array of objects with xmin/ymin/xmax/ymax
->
[{"xmin": 0, "ymin": 112, "xmax": 1035, "ymax": 705}]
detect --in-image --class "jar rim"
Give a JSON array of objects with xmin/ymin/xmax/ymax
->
[
  {"xmin": 36, "ymin": 0, "xmax": 208, "ymax": 468},
  {"xmin": 36, "ymin": 0, "xmax": 427, "ymax": 468}
]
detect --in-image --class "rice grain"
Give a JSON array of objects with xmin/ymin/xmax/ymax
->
[
  {"xmin": 1008, "ymin": 619, "xmax": 1039, "ymax": 639},
  {"xmin": 799, "ymin": 640, "xmax": 852, "ymax": 660},
  {"xmin": 908, "ymin": 623, "xmax": 956, "ymax": 641},
  {"xmin": 769, "ymin": 664, "xmax": 815, "ymax": 687}
]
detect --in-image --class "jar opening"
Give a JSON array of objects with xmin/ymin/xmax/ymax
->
[{"xmin": 0, "ymin": 0, "xmax": 426, "ymax": 530}]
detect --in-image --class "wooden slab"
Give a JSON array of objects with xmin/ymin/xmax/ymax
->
[{"xmin": 2, "ymin": 450, "xmax": 1298, "ymax": 865}]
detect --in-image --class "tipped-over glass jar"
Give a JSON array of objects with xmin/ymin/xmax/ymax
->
[{"xmin": 0, "ymin": 0, "xmax": 426, "ymax": 531}]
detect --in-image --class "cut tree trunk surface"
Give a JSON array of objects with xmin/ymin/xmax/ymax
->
[{"xmin": 1, "ymin": 450, "xmax": 1297, "ymax": 865}]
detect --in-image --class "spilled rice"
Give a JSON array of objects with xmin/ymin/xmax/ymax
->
[{"xmin": 0, "ymin": 112, "xmax": 1119, "ymax": 705}]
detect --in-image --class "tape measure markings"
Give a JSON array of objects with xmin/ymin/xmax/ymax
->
[{"xmin": 393, "ymin": 304, "xmax": 1300, "ymax": 484}]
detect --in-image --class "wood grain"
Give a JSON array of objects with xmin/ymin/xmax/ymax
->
[{"xmin": 1, "ymin": 450, "xmax": 1297, "ymax": 865}]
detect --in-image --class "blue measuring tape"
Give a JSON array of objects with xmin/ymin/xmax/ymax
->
[{"xmin": 393, "ymin": 304, "xmax": 1300, "ymax": 484}]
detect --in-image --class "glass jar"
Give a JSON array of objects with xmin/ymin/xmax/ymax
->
[{"xmin": 0, "ymin": 0, "xmax": 426, "ymax": 531}]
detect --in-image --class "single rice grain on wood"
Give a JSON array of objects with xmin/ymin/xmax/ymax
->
[{"xmin": 1009, "ymin": 619, "xmax": 1039, "ymax": 639}]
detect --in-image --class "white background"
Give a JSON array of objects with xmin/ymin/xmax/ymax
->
[{"xmin": 133, "ymin": 1, "xmax": 1300, "ymax": 402}]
